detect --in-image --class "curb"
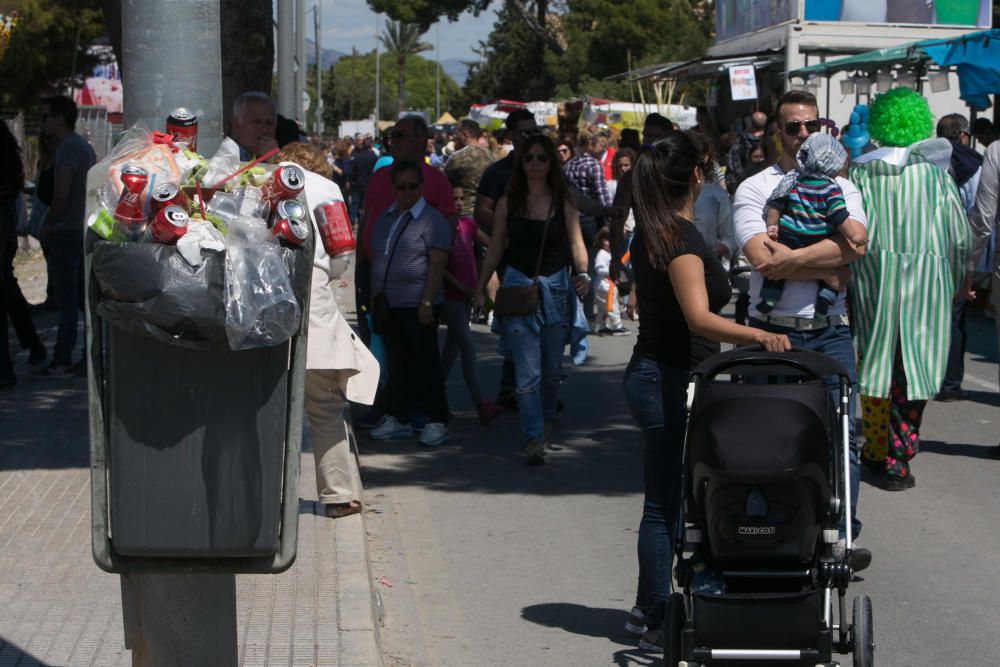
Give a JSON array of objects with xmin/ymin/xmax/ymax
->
[{"xmin": 332, "ymin": 420, "xmax": 384, "ymax": 666}]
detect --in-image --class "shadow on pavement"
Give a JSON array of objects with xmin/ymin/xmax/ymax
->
[
  {"xmin": 359, "ymin": 328, "xmax": 645, "ymax": 497},
  {"xmin": 920, "ymin": 439, "xmax": 998, "ymax": 460},
  {"xmin": 0, "ymin": 378, "xmax": 89, "ymax": 470},
  {"xmin": 520, "ymin": 602, "xmax": 637, "ymax": 647},
  {"xmin": 0, "ymin": 638, "xmax": 54, "ymax": 666},
  {"xmin": 964, "ymin": 390, "xmax": 1000, "ymax": 407}
]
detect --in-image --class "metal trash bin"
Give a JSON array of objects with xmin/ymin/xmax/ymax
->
[{"xmin": 86, "ymin": 226, "xmax": 312, "ymax": 573}]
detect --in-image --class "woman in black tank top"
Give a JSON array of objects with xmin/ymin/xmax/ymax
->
[
  {"xmin": 475, "ymin": 134, "xmax": 589, "ymax": 465},
  {"xmin": 621, "ymin": 132, "xmax": 791, "ymax": 650}
]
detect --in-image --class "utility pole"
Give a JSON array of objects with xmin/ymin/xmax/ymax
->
[
  {"xmin": 374, "ymin": 13, "xmax": 381, "ymax": 123},
  {"xmin": 314, "ymin": 1, "xmax": 322, "ymax": 134},
  {"xmin": 277, "ymin": 0, "xmax": 295, "ymax": 119},
  {"xmin": 349, "ymin": 47, "xmax": 356, "ymax": 119},
  {"xmin": 296, "ymin": 0, "xmax": 306, "ymax": 121},
  {"xmin": 119, "ymin": 2, "xmax": 234, "ymax": 664},
  {"xmin": 435, "ymin": 23, "xmax": 441, "ymax": 121}
]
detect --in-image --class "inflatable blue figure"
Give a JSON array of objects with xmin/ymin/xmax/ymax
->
[{"xmin": 842, "ymin": 104, "xmax": 869, "ymax": 160}]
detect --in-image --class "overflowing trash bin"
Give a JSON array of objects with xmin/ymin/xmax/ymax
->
[{"xmin": 86, "ymin": 121, "xmax": 313, "ymax": 572}]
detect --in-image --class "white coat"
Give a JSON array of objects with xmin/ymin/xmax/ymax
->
[{"xmin": 291, "ymin": 164, "xmax": 380, "ymax": 404}]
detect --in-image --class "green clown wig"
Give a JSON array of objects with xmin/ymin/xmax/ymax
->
[{"xmin": 868, "ymin": 87, "xmax": 934, "ymax": 148}]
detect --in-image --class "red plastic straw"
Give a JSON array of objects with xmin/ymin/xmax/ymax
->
[
  {"xmin": 209, "ymin": 147, "xmax": 280, "ymax": 189},
  {"xmin": 195, "ymin": 181, "xmax": 208, "ymax": 220}
]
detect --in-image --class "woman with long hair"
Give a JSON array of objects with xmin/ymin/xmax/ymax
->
[
  {"xmin": 1, "ymin": 120, "xmax": 46, "ymax": 389},
  {"xmin": 622, "ymin": 131, "xmax": 789, "ymax": 652},
  {"xmin": 475, "ymin": 134, "xmax": 590, "ymax": 465}
]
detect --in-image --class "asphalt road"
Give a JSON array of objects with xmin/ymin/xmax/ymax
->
[{"xmin": 360, "ymin": 305, "xmax": 1000, "ymax": 667}]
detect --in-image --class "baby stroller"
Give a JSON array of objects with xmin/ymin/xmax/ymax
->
[{"xmin": 666, "ymin": 347, "xmax": 874, "ymax": 666}]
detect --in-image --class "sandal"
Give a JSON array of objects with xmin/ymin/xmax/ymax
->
[{"xmin": 325, "ymin": 500, "xmax": 362, "ymax": 518}]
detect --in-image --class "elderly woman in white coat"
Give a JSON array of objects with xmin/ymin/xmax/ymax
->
[{"xmin": 279, "ymin": 143, "xmax": 380, "ymax": 519}]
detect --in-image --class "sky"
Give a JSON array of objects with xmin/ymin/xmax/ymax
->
[{"xmin": 317, "ymin": 0, "xmax": 499, "ymax": 62}]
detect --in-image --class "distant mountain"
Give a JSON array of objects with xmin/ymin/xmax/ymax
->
[
  {"xmin": 306, "ymin": 41, "xmax": 347, "ymax": 70},
  {"xmin": 441, "ymin": 58, "xmax": 471, "ymax": 87}
]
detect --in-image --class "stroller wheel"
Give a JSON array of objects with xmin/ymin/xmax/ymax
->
[
  {"xmin": 664, "ymin": 592, "xmax": 684, "ymax": 666},
  {"xmin": 852, "ymin": 594, "xmax": 875, "ymax": 666}
]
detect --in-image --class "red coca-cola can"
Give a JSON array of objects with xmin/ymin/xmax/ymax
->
[
  {"xmin": 313, "ymin": 199, "xmax": 355, "ymax": 257},
  {"xmin": 114, "ymin": 164, "xmax": 149, "ymax": 239},
  {"xmin": 259, "ymin": 165, "xmax": 306, "ymax": 210},
  {"xmin": 150, "ymin": 182, "xmax": 190, "ymax": 214},
  {"xmin": 145, "ymin": 205, "xmax": 190, "ymax": 245},
  {"xmin": 270, "ymin": 199, "xmax": 309, "ymax": 246},
  {"xmin": 166, "ymin": 107, "xmax": 198, "ymax": 150}
]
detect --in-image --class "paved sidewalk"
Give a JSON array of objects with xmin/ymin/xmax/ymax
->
[{"xmin": 0, "ymin": 319, "xmax": 382, "ymax": 666}]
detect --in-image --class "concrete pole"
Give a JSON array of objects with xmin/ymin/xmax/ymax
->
[
  {"xmin": 121, "ymin": 0, "xmax": 224, "ymax": 155},
  {"xmin": 315, "ymin": 1, "xmax": 322, "ymax": 134},
  {"xmin": 296, "ymin": 0, "xmax": 307, "ymax": 121},
  {"xmin": 277, "ymin": 0, "xmax": 295, "ymax": 119},
  {"xmin": 119, "ymin": 5, "xmax": 234, "ymax": 661}
]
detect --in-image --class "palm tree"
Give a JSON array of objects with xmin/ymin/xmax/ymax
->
[{"xmin": 378, "ymin": 20, "xmax": 432, "ymax": 116}]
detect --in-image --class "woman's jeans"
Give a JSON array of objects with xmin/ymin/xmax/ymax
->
[
  {"xmin": 623, "ymin": 352, "xmax": 689, "ymax": 627},
  {"xmin": 499, "ymin": 269, "xmax": 570, "ymax": 443},
  {"xmin": 441, "ymin": 299, "xmax": 483, "ymax": 406}
]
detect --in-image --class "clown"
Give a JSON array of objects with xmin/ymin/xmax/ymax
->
[{"xmin": 849, "ymin": 88, "xmax": 970, "ymax": 491}]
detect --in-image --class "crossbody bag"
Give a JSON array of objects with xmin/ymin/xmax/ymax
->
[{"xmin": 492, "ymin": 206, "xmax": 553, "ymax": 318}]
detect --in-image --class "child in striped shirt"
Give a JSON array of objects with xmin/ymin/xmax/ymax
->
[{"xmin": 760, "ymin": 132, "xmax": 868, "ymax": 315}]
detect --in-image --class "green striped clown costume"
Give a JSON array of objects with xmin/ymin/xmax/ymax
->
[{"xmin": 848, "ymin": 88, "xmax": 970, "ymax": 483}]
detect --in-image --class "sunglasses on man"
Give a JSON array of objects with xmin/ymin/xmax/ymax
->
[
  {"xmin": 784, "ymin": 120, "xmax": 822, "ymax": 136},
  {"xmin": 393, "ymin": 181, "xmax": 421, "ymax": 192}
]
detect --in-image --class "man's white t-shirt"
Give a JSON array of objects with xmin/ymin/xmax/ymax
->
[{"xmin": 732, "ymin": 163, "xmax": 868, "ymax": 319}]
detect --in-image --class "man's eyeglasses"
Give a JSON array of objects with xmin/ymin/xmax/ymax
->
[
  {"xmin": 393, "ymin": 182, "xmax": 421, "ymax": 192},
  {"xmin": 522, "ymin": 152, "xmax": 550, "ymax": 164},
  {"xmin": 784, "ymin": 120, "xmax": 822, "ymax": 136}
]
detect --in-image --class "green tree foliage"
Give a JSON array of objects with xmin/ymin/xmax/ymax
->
[
  {"xmin": 366, "ymin": 0, "xmax": 492, "ymax": 32},
  {"xmin": 378, "ymin": 21, "xmax": 434, "ymax": 116},
  {"xmin": 0, "ymin": 0, "xmax": 106, "ymax": 110},
  {"xmin": 465, "ymin": 0, "xmax": 711, "ymax": 102},
  {"xmin": 321, "ymin": 50, "xmax": 465, "ymax": 130}
]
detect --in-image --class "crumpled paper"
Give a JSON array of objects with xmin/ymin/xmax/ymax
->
[{"xmin": 177, "ymin": 220, "xmax": 226, "ymax": 267}]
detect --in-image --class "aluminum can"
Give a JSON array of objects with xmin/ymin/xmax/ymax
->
[
  {"xmin": 313, "ymin": 199, "xmax": 355, "ymax": 257},
  {"xmin": 259, "ymin": 165, "xmax": 306, "ymax": 211},
  {"xmin": 166, "ymin": 107, "xmax": 198, "ymax": 150},
  {"xmin": 150, "ymin": 182, "xmax": 190, "ymax": 214},
  {"xmin": 270, "ymin": 199, "xmax": 309, "ymax": 246},
  {"xmin": 113, "ymin": 164, "xmax": 149, "ymax": 239},
  {"xmin": 145, "ymin": 205, "xmax": 190, "ymax": 245}
]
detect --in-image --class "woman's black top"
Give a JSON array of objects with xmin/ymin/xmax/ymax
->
[
  {"xmin": 504, "ymin": 206, "xmax": 569, "ymax": 277},
  {"xmin": 631, "ymin": 219, "xmax": 731, "ymax": 370}
]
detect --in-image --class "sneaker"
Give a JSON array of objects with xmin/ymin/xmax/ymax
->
[
  {"xmin": 524, "ymin": 439, "xmax": 545, "ymax": 466},
  {"xmin": 419, "ymin": 422, "xmax": 448, "ymax": 447},
  {"xmin": 355, "ymin": 410, "xmax": 385, "ymax": 430},
  {"xmin": 477, "ymin": 399, "xmax": 504, "ymax": 425},
  {"xmin": 28, "ymin": 346, "xmax": 47, "ymax": 367},
  {"xmin": 370, "ymin": 415, "xmax": 412, "ymax": 440},
  {"xmin": 638, "ymin": 625, "xmax": 664, "ymax": 652},
  {"xmin": 625, "ymin": 606, "xmax": 647, "ymax": 636},
  {"xmin": 608, "ymin": 326, "xmax": 631, "ymax": 336},
  {"xmin": 32, "ymin": 362, "xmax": 74, "ymax": 380}
]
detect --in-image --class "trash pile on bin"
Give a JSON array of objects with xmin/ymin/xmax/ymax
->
[{"xmin": 86, "ymin": 109, "xmax": 335, "ymax": 351}]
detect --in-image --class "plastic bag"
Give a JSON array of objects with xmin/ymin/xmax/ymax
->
[
  {"xmin": 98, "ymin": 123, "xmax": 184, "ymax": 212},
  {"xmin": 223, "ymin": 215, "xmax": 302, "ymax": 350},
  {"xmin": 201, "ymin": 137, "xmax": 242, "ymax": 189}
]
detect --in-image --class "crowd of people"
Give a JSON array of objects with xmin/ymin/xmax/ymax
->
[{"xmin": 2, "ymin": 86, "xmax": 999, "ymax": 654}]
